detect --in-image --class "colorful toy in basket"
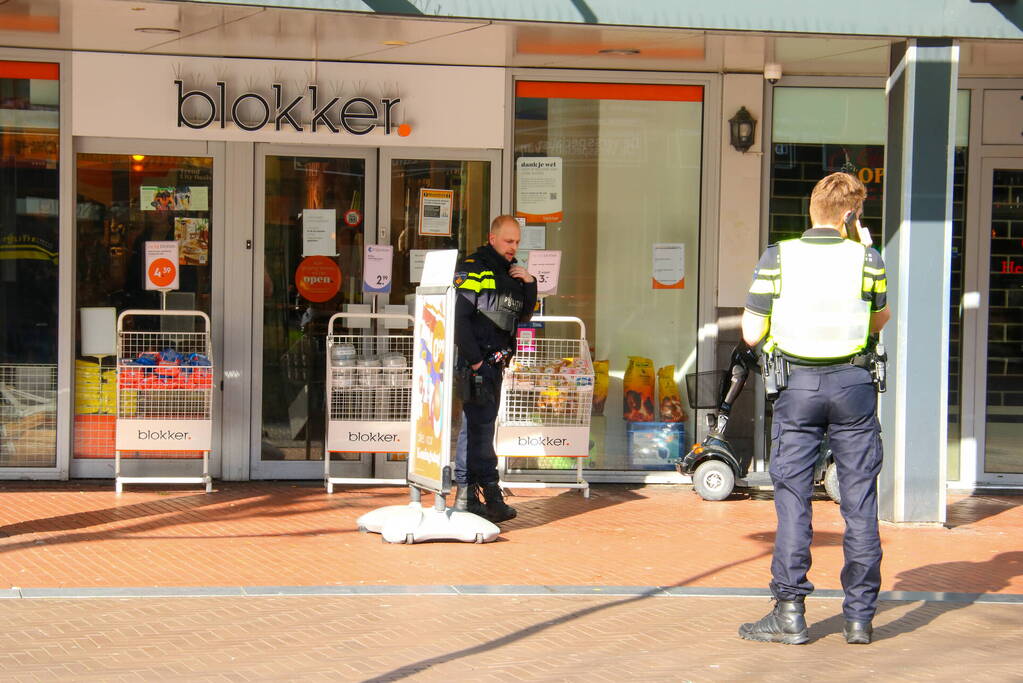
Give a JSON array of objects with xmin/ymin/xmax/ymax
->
[{"xmin": 120, "ymin": 348, "xmax": 212, "ymax": 389}]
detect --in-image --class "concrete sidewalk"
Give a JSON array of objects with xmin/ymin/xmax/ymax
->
[{"xmin": 0, "ymin": 481, "xmax": 1021, "ymax": 680}]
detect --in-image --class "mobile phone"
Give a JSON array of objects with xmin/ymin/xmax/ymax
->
[{"xmin": 845, "ymin": 211, "xmax": 872, "ymax": 246}]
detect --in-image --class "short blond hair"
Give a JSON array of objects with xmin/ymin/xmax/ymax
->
[
  {"xmin": 809, "ymin": 172, "xmax": 867, "ymax": 227},
  {"xmin": 490, "ymin": 214, "xmax": 519, "ymax": 234}
]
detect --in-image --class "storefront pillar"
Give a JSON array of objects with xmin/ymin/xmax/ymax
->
[{"xmin": 878, "ymin": 39, "xmax": 959, "ymax": 524}]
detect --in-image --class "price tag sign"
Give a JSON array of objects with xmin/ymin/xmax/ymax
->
[
  {"xmin": 144, "ymin": 241, "xmax": 180, "ymax": 291},
  {"xmin": 363, "ymin": 244, "xmax": 393, "ymax": 294},
  {"xmin": 526, "ymin": 250, "xmax": 561, "ymax": 295}
]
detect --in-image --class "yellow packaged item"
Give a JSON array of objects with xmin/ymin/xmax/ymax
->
[
  {"xmin": 592, "ymin": 359, "xmax": 609, "ymax": 416},
  {"xmin": 74, "ymin": 359, "xmax": 102, "ymax": 414},
  {"xmin": 657, "ymin": 365, "xmax": 687, "ymax": 422},
  {"xmin": 623, "ymin": 356, "xmax": 656, "ymax": 422}
]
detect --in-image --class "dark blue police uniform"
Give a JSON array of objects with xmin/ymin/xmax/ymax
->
[
  {"xmin": 452, "ymin": 243, "xmax": 537, "ymax": 490},
  {"xmin": 746, "ymin": 227, "xmax": 888, "ymax": 624}
]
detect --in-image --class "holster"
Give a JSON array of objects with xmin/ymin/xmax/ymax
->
[
  {"xmin": 852, "ymin": 342, "xmax": 887, "ymax": 393},
  {"xmin": 871, "ymin": 343, "xmax": 888, "ymax": 393},
  {"xmin": 457, "ymin": 361, "xmax": 499, "ymax": 406},
  {"xmin": 760, "ymin": 348, "xmax": 789, "ymax": 401}
]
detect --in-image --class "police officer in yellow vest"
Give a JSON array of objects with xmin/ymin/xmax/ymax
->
[
  {"xmin": 452, "ymin": 215, "xmax": 537, "ymax": 523},
  {"xmin": 738, "ymin": 172, "xmax": 890, "ymax": 646}
]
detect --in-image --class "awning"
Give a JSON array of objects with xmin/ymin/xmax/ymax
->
[{"xmin": 185, "ymin": 0, "xmax": 1023, "ymax": 40}]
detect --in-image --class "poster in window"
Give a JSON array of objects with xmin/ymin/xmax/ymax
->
[
  {"xmin": 418, "ymin": 189, "xmax": 454, "ymax": 236},
  {"xmin": 515, "ymin": 157, "xmax": 563, "ymax": 223},
  {"xmin": 140, "ymin": 185, "xmax": 208, "ymax": 211},
  {"xmin": 174, "ymin": 217, "xmax": 209, "ymax": 266}
]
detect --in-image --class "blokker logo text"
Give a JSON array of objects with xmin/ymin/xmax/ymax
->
[
  {"xmin": 137, "ymin": 429, "xmax": 190, "ymax": 440},
  {"xmin": 517, "ymin": 436, "xmax": 568, "ymax": 447},
  {"xmin": 349, "ymin": 432, "xmax": 398, "ymax": 443}
]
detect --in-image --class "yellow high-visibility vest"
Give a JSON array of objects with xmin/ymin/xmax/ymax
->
[{"xmin": 768, "ymin": 238, "xmax": 871, "ymax": 360}]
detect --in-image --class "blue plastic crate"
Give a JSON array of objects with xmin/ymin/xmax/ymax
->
[{"xmin": 626, "ymin": 421, "xmax": 686, "ymax": 470}]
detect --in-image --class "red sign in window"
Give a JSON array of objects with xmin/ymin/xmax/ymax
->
[{"xmin": 295, "ymin": 256, "xmax": 341, "ymax": 302}]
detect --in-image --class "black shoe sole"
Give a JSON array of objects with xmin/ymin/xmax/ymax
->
[
  {"xmin": 844, "ymin": 634, "xmax": 871, "ymax": 645},
  {"xmin": 738, "ymin": 626, "xmax": 809, "ymax": 645},
  {"xmin": 486, "ymin": 508, "xmax": 517, "ymax": 524}
]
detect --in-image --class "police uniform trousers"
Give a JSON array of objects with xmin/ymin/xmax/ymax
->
[
  {"xmin": 454, "ymin": 363, "xmax": 504, "ymax": 487},
  {"xmin": 768, "ymin": 363, "xmax": 883, "ymax": 622}
]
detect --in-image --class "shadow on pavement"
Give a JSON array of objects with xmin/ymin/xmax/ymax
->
[
  {"xmin": 808, "ymin": 551, "xmax": 1023, "ymax": 643},
  {"xmin": 497, "ymin": 484, "xmax": 645, "ymax": 532},
  {"xmin": 0, "ymin": 482, "xmax": 396, "ymax": 547},
  {"xmin": 945, "ymin": 494, "xmax": 1022, "ymax": 528},
  {"xmin": 363, "ymin": 530, "xmax": 847, "ymax": 682}
]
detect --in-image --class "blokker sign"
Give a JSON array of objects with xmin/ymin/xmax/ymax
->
[
  {"xmin": 495, "ymin": 426, "xmax": 589, "ymax": 457},
  {"xmin": 327, "ymin": 420, "xmax": 410, "ymax": 453},
  {"xmin": 175, "ymin": 80, "xmax": 407, "ymax": 136},
  {"xmin": 116, "ymin": 419, "xmax": 213, "ymax": 451}
]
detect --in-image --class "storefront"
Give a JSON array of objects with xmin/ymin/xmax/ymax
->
[{"xmin": 0, "ymin": 0, "xmax": 1020, "ymax": 504}]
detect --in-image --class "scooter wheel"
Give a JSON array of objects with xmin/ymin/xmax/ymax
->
[
  {"xmin": 824, "ymin": 461, "xmax": 841, "ymax": 505},
  {"xmin": 693, "ymin": 460, "xmax": 735, "ymax": 501}
]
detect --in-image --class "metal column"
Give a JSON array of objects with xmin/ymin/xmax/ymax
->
[{"xmin": 879, "ymin": 39, "xmax": 959, "ymax": 524}]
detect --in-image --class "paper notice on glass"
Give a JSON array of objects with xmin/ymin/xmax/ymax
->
[
  {"xmin": 409, "ymin": 249, "xmax": 429, "ymax": 283},
  {"xmin": 526, "ymin": 250, "xmax": 561, "ymax": 295},
  {"xmin": 302, "ymin": 209, "xmax": 336, "ymax": 257},
  {"xmin": 652, "ymin": 243, "xmax": 685, "ymax": 289},
  {"xmin": 520, "ymin": 224, "xmax": 546, "ymax": 251},
  {"xmin": 363, "ymin": 244, "xmax": 393, "ymax": 294},
  {"xmin": 418, "ymin": 189, "xmax": 453, "ymax": 236},
  {"xmin": 189, "ymin": 186, "xmax": 209, "ymax": 211},
  {"xmin": 515, "ymin": 157, "xmax": 563, "ymax": 223}
]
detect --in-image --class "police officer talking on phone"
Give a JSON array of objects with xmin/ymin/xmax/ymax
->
[
  {"xmin": 452, "ymin": 215, "xmax": 537, "ymax": 523},
  {"xmin": 739, "ymin": 172, "xmax": 890, "ymax": 646}
]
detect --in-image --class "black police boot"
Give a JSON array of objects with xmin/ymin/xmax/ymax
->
[
  {"xmin": 480, "ymin": 483, "xmax": 517, "ymax": 523},
  {"xmin": 738, "ymin": 599, "xmax": 809, "ymax": 645},
  {"xmin": 843, "ymin": 619, "xmax": 873, "ymax": 645}
]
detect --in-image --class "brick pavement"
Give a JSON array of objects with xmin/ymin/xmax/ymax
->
[
  {"xmin": 0, "ymin": 482, "xmax": 1021, "ymax": 680},
  {"xmin": 0, "ymin": 482, "xmax": 1021, "ymax": 593},
  {"xmin": 0, "ymin": 595, "xmax": 1020, "ymax": 681}
]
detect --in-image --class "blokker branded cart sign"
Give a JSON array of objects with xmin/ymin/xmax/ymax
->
[
  {"xmin": 327, "ymin": 420, "xmax": 410, "ymax": 453},
  {"xmin": 494, "ymin": 426, "xmax": 590, "ymax": 457},
  {"xmin": 116, "ymin": 419, "xmax": 213, "ymax": 451}
]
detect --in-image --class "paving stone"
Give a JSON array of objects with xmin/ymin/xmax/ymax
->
[{"xmin": 0, "ymin": 482, "xmax": 1020, "ymax": 678}]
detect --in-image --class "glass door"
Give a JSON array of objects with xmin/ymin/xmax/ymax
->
[
  {"xmin": 376, "ymin": 149, "xmax": 500, "ymax": 481},
  {"xmin": 252, "ymin": 145, "xmax": 376, "ymax": 479},
  {"xmin": 971, "ymin": 158, "xmax": 1023, "ymax": 486},
  {"xmin": 379, "ymin": 148, "xmax": 501, "ymax": 305},
  {"xmin": 72, "ymin": 139, "xmax": 223, "ymax": 478}
]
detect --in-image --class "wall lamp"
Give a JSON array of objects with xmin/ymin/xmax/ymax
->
[{"xmin": 729, "ymin": 106, "xmax": 757, "ymax": 153}]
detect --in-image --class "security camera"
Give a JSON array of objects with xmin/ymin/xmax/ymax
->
[{"xmin": 764, "ymin": 63, "xmax": 782, "ymax": 84}]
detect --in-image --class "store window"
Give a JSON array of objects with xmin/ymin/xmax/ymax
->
[
  {"xmin": 511, "ymin": 80, "xmax": 704, "ymax": 473},
  {"xmin": 74, "ymin": 153, "xmax": 213, "ymax": 460},
  {"xmin": 768, "ymin": 87, "xmax": 969, "ymax": 478},
  {"xmin": 0, "ymin": 61, "xmax": 60, "ymax": 468}
]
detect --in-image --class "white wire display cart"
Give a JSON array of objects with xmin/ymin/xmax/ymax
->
[
  {"xmin": 114, "ymin": 310, "xmax": 213, "ymax": 493},
  {"xmin": 495, "ymin": 316, "xmax": 593, "ymax": 497},
  {"xmin": 324, "ymin": 311, "xmax": 414, "ymax": 493}
]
